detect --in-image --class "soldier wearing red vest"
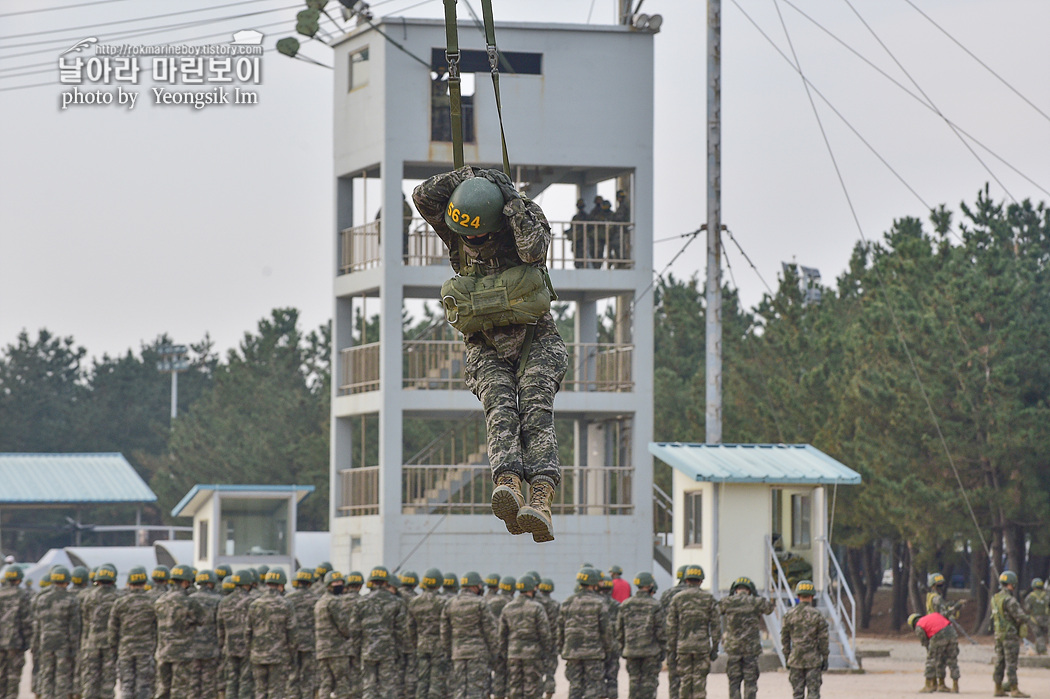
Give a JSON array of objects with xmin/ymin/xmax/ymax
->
[{"xmin": 908, "ymin": 612, "xmax": 959, "ymax": 694}]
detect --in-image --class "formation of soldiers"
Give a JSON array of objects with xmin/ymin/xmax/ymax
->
[{"xmin": 566, "ymin": 190, "xmax": 631, "ymax": 269}]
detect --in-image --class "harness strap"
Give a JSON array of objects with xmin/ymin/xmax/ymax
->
[
  {"xmin": 442, "ymin": 0, "xmax": 464, "ymax": 169},
  {"xmin": 480, "ymin": 0, "xmax": 511, "ymax": 175}
]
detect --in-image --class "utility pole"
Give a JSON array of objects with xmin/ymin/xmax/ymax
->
[
  {"xmin": 705, "ymin": 0, "xmax": 722, "ymax": 447},
  {"xmin": 156, "ymin": 344, "xmax": 190, "ymax": 425}
]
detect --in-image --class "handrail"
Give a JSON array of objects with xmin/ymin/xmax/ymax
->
[
  {"xmin": 818, "ymin": 537, "xmax": 859, "ymax": 669},
  {"xmin": 765, "ymin": 535, "xmax": 796, "ymax": 669}
]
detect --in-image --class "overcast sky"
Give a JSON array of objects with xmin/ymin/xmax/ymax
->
[{"xmin": 2, "ymin": 0, "xmax": 1049, "ymax": 360}]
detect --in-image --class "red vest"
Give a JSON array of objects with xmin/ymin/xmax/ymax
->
[{"xmin": 917, "ymin": 613, "xmax": 951, "ymax": 639}]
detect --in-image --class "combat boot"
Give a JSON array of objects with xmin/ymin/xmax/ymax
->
[
  {"xmin": 919, "ymin": 678, "xmax": 936, "ymax": 693},
  {"xmin": 517, "ymin": 480, "xmax": 556, "ymax": 543},
  {"xmin": 1008, "ymin": 686, "xmax": 1029, "ymax": 698},
  {"xmin": 491, "ymin": 472, "xmax": 525, "ymax": 534},
  {"xmin": 937, "ymin": 678, "xmax": 951, "ymax": 693},
  {"xmin": 994, "ymin": 682, "xmax": 1007, "ymax": 697},
  {"xmin": 951, "ymin": 678, "xmax": 959, "ymax": 693}
]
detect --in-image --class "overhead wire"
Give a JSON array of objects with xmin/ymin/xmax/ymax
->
[
  {"xmin": 0, "ymin": 0, "xmax": 138, "ymax": 19},
  {"xmin": 633, "ymin": 226, "xmax": 703, "ymax": 306}
]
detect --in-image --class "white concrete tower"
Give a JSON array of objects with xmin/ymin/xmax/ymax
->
[{"xmin": 329, "ymin": 16, "xmax": 656, "ymax": 592}]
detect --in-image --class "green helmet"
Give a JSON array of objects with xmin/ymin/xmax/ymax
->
[
  {"xmin": 195, "ymin": 569, "xmax": 218, "ymax": 586},
  {"xmin": 676, "ymin": 565, "xmax": 688, "ymax": 581},
  {"xmin": 169, "ymin": 565, "xmax": 195, "ymax": 583},
  {"xmin": 294, "ymin": 568, "xmax": 315, "ymax": 586},
  {"xmin": 525, "ymin": 570, "xmax": 541, "ymax": 583},
  {"xmin": 443, "ymin": 572, "xmax": 459, "ymax": 592},
  {"xmin": 324, "ymin": 571, "xmax": 345, "ymax": 587},
  {"xmin": 222, "ymin": 576, "xmax": 236, "ymax": 593},
  {"xmin": 369, "ymin": 566, "xmax": 391, "ymax": 585},
  {"xmin": 576, "ymin": 567, "xmax": 601, "ymax": 587},
  {"xmin": 232, "ymin": 569, "xmax": 254, "ymax": 587},
  {"xmin": 247, "ymin": 569, "xmax": 260, "ymax": 585},
  {"xmin": 444, "ymin": 176, "xmax": 505, "ymax": 236},
  {"xmin": 484, "ymin": 573, "xmax": 501, "ymax": 588},
  {"xmin": 928, "ymin": 573, "xmax": 946, "ymax": 588},
  {"xmin": 999, "ymin": 570, "xmax": 1018, "ymax": 587},
  {"xmin": 633, "ymin": 571, "xmax": 656, "ymax": 588},
  {"xmin": 516, "ymin": 576, "xmax": 537, "ymax": 593},
  {"xmin": 461, "ymin": 571, "xmax": 483, "ymax": 588},
  {"xmin": 731, "ymin": 576, "xmax": 757, "ymax": 595},
  {"xmin": 50, "ymin": 566, "xmax": 71, "ymax": 584},
  {"xmin": 538, "ymin": 578, "xmax": 554, "ymax": 593},
  {"xmin": 95, "ymin": 564, "xmax": 117, "ymax": 583},
  {"xmin": 400, "ymin": 571, "xmax": 418, "ymax": 588},
  {"xmin": 421, "ymin": 568, "xmax": 443, "ymax": 589},
  {"xmin": 795, "ymin": 579, "xmax": 816, "ymax": 596},
  {"xmin": 152, "ymin": 565, "xmax": 170, "ymax": 582},
  {"xmin": 126, "ymin": 566, "xmax": 148, "ymax": 585},
  {"xmin": 71, "ymin": 566, "xmax": 90, "ymax": 585},
  {"xmin": 214, "ymin": 564, "xmax": 233, "ymax": 580},
  {"xmin": 683, "ymin": 565, "xmax": 705, "ymax": 582},
  {"xmin": 264, "ymin": 569, "xmax": 287, "ymax": 586},
  {"xmin": 1033, "ymin": 578, "xmax": 1045, "ymax": 590},
  {"xmin": 610, "ymin": 565, "xmax": 623, "ymax": 576},
  {"xmin": 2, "ymin": 565, "xmax": 24, "ymax": 583},
  {"xmin": 256, "ymin": 565, "xmax": 270, "ymax": 578},
  {"xmin": 315, "ymin": 561, "xmax": 333, "ymax": 581},
  {"xmin": 908, "ymin": 613, "xmax": 921, "ymax": 629},
  {"xmin": 346, "ymin": 571, "xmax": 364, "ymax": 587},
  {"xmin": 499, "ymin": 576, "xmax": 516, "ymax": 593}
]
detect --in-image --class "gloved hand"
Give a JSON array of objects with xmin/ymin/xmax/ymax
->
[
  {"xmin": 478, "ymin": 168, "xmax": 521, "ymax": 202},
  {"xmin": 821, "ymin": 657, "xmax": 828, "ymax": 672},
  {"xmin": 709, "ymin": 647, "xmax": 718, "ymax": 662}
]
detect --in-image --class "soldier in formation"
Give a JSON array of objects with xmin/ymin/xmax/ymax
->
[
  {"xmin": 288, "ymin": 568, "xmax": 320, "ymax": 699},
  {"xmin": 407, "ymin": 568, "xmax": 446, "ymax": 699},
  {"xmin": 36, "ymin": 566, "xmax": 81, "ymax": 699},
  {"xmin": 189, "ymin": 569, "xmax": 222, "ymax": 697},
  {"xmin": 487, "ymin": 575, "xmax": 515, "ymax": 699},
  {"xmin": 615, "ymin": 571, "xmax": 664, "ymax": 699},
  {"xmin": 924, "ymin": 572, "xmax": 962, "ymax": 692},
  {"xmin": 1023, "ymin": 577, "xmax": 1048, "ymax": 655},
  {"xmin": 154, "ymin": 564, "xmax": 204, "ymax": 699},
  {"xmin": 557, "ymin": 567, "xmax": 613, "ymax": 699},
  {"xmin": 357, "ymin": 566, "xmax": 407, "ymax": 699},
  {"xmin": 217, "ymin": 569, "xmax": 254, "ymax": 699},
  {"xmin": 441, "ymin": 571, "xmax": 496, "ymax": 699},
  {"xmin": 0, "ymin": 565, "xmax": 31, "ymax": 699},
  {"xmin": 246, "ymin": 569, "xmax": 296, "ymax": 699},
  {"xmin": 717, "ymin": 576, "xmax": 775, "ymax": 699},
  {"xmin": 780, "ymin": 580, "xmax": 828, "ymax": 699},
  {"xmin": 499, "ymin": 575, "xmax": 551, "ymax": 699},
  {"xmin": 992, "ymin": 570, "xmax": 1032, "ymax": 698},
  {"xmin": 107, "ymin": 566, "xmax": 156, "ymax": 699},
  {"xmin": 666, "ymin": 565, "xmax": 719, "ymax": 699}
]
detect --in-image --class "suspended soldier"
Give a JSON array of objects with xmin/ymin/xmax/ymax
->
[
  {"xmin": 154, "ymin": 564, "xmax": 204, "ymax": 699},
  {"xmin": 925, "ymin": 572, "xmax": 962, "ymax": 692},
  {"xmin": 535, "ymin": 578, "xmax": 560, "ymax": 699},
  {"xmin": 79, "ymin": 562, "xmax": 120, "ymax": 699},
  {"xmin": 407, "ymin": 568, "xmax": 449, "ymax": 699},
  {"xmin": 35, "ymin": 566, "xmax": 81, "ymax": 699},
  {"xmin": 908, "ymin": 611, "xmax": 958, "ymax": 695},
  {"xmin": 615, "ymin": 571, "xmax": 665, "ymax": 699},
  {"xmin": 0, "ymin": 565, "xmax": 32, "ymax": 699},
  {"xmin": 414, "ymin": 168, "xmax": 568, "ymax": 543},
  {"xmin": 217, "ymin": 570, "xmax": 254, "ymax": 699},
  {"xmin": 287, "ymin": 569, "xmax": 319, "ymax": 699},
  {"xmin": 1023, "ymin": 578, "xmax": 1048, "ymax": 655},
  {"xmin": 356, "ymin": 566, "xmax": 408, "ymax": 699},
  {"xmin": 108, "ymin": 566, "xmax": 157, "ymax": 699},
  {"xmin": 717, "ymin": 577, "xmax": 776, "ymax": 699},
  {"xmin": 246, "ymin": 569, "xmax": 296, "ymax": 699},
  {"xmin": 499, "ymin": 575, "xmax": 552, "ymax": 699},
  {"xmin": 440, "ymin": 571, "xmax": 497, "ymax": 699},
  {"xmin": 188, "ymin": 569, "xmax": 222, "ymax": 698},
  {"xmin": 665, "ymin": 565, "xmax": 719, "ymax": 699},
  {"xmin": 558, "ymin": 567, "xmax": 614, "ymax": 699},
  {"xmin": 487, "ymin": 575, "xmax": 516, "ymax": 699},
  {"xmin": 779, "ymin": 580, "xmax": 828, "ymax": 699},
  {"xmin": 992, "ymin": 571, "xmax": 1032, "ymax": 698},
  {"xmin": 314, "ymin": 571, "xmax": 355, "ymax": 699}
]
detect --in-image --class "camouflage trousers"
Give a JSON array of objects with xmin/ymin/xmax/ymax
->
[
  {"xmin": 317, "ymin": 656, "xmax": 351, "ymax": 699},
  {"xmin": 291, "ymin": 651, "xmax": 316, "ymax": 699},
  {"xmin": 361, "ymin": 658, "xmax": 401, "ymax": 699},
  {"xmin": 505, "ymin": 658, "xmax": 543, "ymax": 699},
  {"xmin": 187, "ymin": 658, "xmax": 220, "ymax": 697},
  {"xmin": 414, "ymin": 653, "xmax": 447, "ymax": 699},
  {"xmin": 542, "ymin": 651, "xmax": 557, "ymax": 696},
  {"xmin": 604, "ymin": 652, "xmax": 619, "ymax": 698},
  {"xmin": 464, "ymin": 327, "xmax": 568, "ymax": 487},
  {"xmin": 0, "ymin": 649, "xmax": 25, "ymax": 699},
  {"xmin": 725, "ymin": 654, "xmax": 759, "ymax": 699},
  {"xmin": 992, "ymin": 636, "xmax": 1021, "ymax": 688},
  {"xmin": 153, "ymin": 659, "xmax": 195, "ymax": 699},
  {"xmin": 1033, "ymin": 619, "xmax": 1049, "ymax": 655},
  {"xmin": 80, "ymin": 647, "xmax": 117, "ymax": 698},
  {"xmin": 252, "ymin": 662, "xmax": 290, "ymax": 699},
  {"xmin": 491, "ymin": 653, "xmax": 507, "ymax": 698},
  {"xmin": 926, "ymin": 635, "xmax": 959, "ymax": 681},
  {"xmin": 564, "ymin": 659, "xmax": 604, "ymax": 699},
  {"xmin": 222, "ymin": 654, "xmax": 253, "ymax": 699},
  {"xmin": 676, "ymin": 653, "xmax": 711, "ymax": 699},
  {"xmin": 624, "ymin": 656, "xmax": 661, "ymax": 699},
  {"xmin": 667, "ymin": 653, "xmax": 679, "ymax": 699},
  {"xmin": 401, "ymin": 651, "xmax": 416, "ymax": 699},
  {"xmin": 116, "ymin": 653, "xmax": 154, "ymax": 699},
  {"xmin": 37, "ymin": 651, "xmax": 76, "ymax": 699},
  {"xmin": 448, "ymin": 658, "xmax": 490, "ymax": 699},
  {"xmin": 787, "ymin": 667, "xmax": 822, "ymax": 699}
]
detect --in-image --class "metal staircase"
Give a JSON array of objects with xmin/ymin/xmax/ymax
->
[
  {"xmin": 652, "ymin": 484, "xmax": 673, "ymax": 574},
  {"xmin": 402, "ymin": 419, "xmax": 489, "ymax": 514}
]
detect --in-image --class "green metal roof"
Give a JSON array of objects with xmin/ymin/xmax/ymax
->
[
  {"xmin": 172, "ymin": 484, "xmax": 315, "ymax": 518},
  {"xmin": 0, "ymin": 453, "xmax": 157, "ymax": 504},
  {"xmin": 648, "ymin": 443, "xmax": 862, "ymax": 485}
]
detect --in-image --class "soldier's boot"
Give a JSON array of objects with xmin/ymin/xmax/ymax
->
[
  {"xmin": 491, "ymin": 472, "xmax": 525, "ymax": 535},
  {"xmin": 1008, "ymin": 686, "xmax": 1030, "ymax": 698},
  {"xmin": 545, "ymin": 694, "xmax": 553, "ymax": 699},
  {"xmin": 919, "ymin": 678, "xmax": 937, "ymax": 693},
  {"xmin": 994, "ymin": 682, "xmax": 1007, "ymax": 697},
  {"xmin": 952, "ymin": 678, "xmax": 959, "ymax": 693},
  {"xmin": 517, "ymin": 480, "xmax": 556, "ymax": 543},
  {"xmin": 937, "ymin": 678, "xmax": 952, "ymax": 693}
]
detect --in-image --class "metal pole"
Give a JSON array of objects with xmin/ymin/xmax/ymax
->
[
  {"xmin": 170, "ymin": 369, "xmax": 178, "ymax": 421},
  {"xmin": 705, "ymin": 0, "xmax": 722, "ymax": 446}
]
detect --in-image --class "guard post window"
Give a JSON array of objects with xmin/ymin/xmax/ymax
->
[
  {"xmin": 791, "ymin": 493, "xmax": 811, "ymax": 548},
  {"xmin": 684, "ymin": 491, "xmax": 702, "ymax": 547},
  {"xmin": 349, "ymin": 47, "xmax": 369, "ymax": 91}
]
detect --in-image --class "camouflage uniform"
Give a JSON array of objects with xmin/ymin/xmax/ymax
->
[
  {"xmin": 567, "ymin": 201, "xmax": 593, "ymax": 269},
  {"xmin": 992, "ymin": 589, "xmax": 1031, "ymax": 691},
  {"xmin": 30, "ymin": 581, "xmax": 55, "ymax": 696},
  {"xmin": 717, "ymin": 592, "xmax": 775, "ymax": 699},
  {"xmin": 107, "ymin": 587, "xmax": 157, "ymax": 699},
  {"xmin": 780, "ymin": 602, "xmax": 828, "ymax": 699},
  {"xmin": 188, "ymin": 586, "xmax": 222, "ymax": 698},
  {"xmin": 245, "ymin": 587, "xmax": 296, "ymax": 699},
  {"xmin": 36, "ymin": 586, "xmax": 82, "ymax": 699},
  {"xmin": 666, "ymin": 587, "xmax": 719, "ymax": 699},
  {"xmin": 314, "ymin": 587, "xmax": 356, "ymax": 699},
  {"xmin": 217, "ymin": 586, "xmax": 254, "ymax": 699},
  {"xmin": 599, "ymin": 589, "xmax": 620, "ymax": 698},
  {"xmin": 912, "ymin": 614, "xmax": 957, "ymax": 682},
  {"xmin": 535, "ymin": 588, "xmax": 560, "ymax": 698},
  {"xmin": 355, "ymin": 587, "xmax": 408, "ymax": 699},
  {"xmin": 413, "ymin": 167, "xmax": 568, "ymax": 490},
  {"xmin": 499, "ymin": 594, "xmax": 552, "ymax": 699},
  {"xmin": 441, "ymin": 590, "xmax": 497, "ymax": 699},
  {"xmin": 659, "ymin": 580, "xmax": 687, "ymax": 699},
  {"xmin": 557, "ymin": 589, "xmax": 613, "ymax": 699},
  {"xmin": 154, "ymin": 587, "xmax": 205, "ymax": 699},
  {"xmin": 1023, "ymin": 587, "xmax": 1048, "ymax": 655},
  {"xmin": 615, "ymin": 588, "xmax": 665, "ymax": 699},
  {"xmin": 286, "ymin": 584, "xmax": 318, "ymax": 699},
  {"xmin": 407, "ymin": 589, "xmax": 448, "ymax": 699},
  {"xmin": 487, "ymin": 586, "xmax": 515, "ymax": 699},
  {"xmin": 925, "ymin": 589, "xmax": 961, "ymax": 682},
  {"xmin": 0, "ymin": 581, "xmax": 32, "ymax": 699}
]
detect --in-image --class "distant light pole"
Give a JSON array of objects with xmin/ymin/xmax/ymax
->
[{"xmin": 156, "ymin": 344, "xmax": 190, "ymax": 424}]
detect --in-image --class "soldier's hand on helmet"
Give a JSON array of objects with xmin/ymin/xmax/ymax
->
[{"xmin": 478, "ymin": 169, "xmax": 521, "ymax": 202}]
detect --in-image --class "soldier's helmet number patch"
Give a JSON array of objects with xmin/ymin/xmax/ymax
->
[{"xmin": 447, "ymin": 201, "xmax": 482, "ymax": 229}]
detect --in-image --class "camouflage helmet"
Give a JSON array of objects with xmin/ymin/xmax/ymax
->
[
  {"xmin": 795, "ymin": 579, "xmax": 816, "ymax": 596},
  {"xmin": 70, "ymin": 566, "xmax": 90, "ymax": 585},
  {"xmin": 95, "ymin": 564, "xmax": 118, "ymax": 583},
  {"xmin": 576, "ymin": 567, "xmax": 601, "ymax": 587},
  {"xmin": 907, "ymin": 613, "xmax": 921, "ymax": 629},
  {"xmin": 443, "ymin": 572, "xmax": 459, "ymax": 592},
  {"xmin": 315, "ymin": 561, "xmax": 333, "ymax": 580},
  {"xmin": 484, "ymin": 573, "xmax": 501, "ymax": 588},
  {"xmin": 151, "ymin": 565, "xmax": 170, "ymax": 582},
  {"xmin": 928, "ymin": 572, "xmax": 946, "ymax": 588},
  {"xmin": 400, "ymin": 571, "xmax": 418, "ymax": 588},
  {"xmin": 346, "ymin": 571, "xmax": 364, "ymax": 587},
  {"xmin": 499, "ymin": 576, "xmax": 516, "ymax": 593},
  {"xmin": 232, "ymin": 569, "xmax": 254, "ymax": 587},
  {"xmin": 195, "ymin": 569, "xmax": 218, "ymax": 586},
  {"xmin": 516, "ymin": 576, "xmax": 537, "ymax": 593},
  {"xmin": 1033, "ymin": 578, "xmax": 1045, "ymax": 590},
  {"xmin": 214, "ymin": 564, "xmax": 233, "ymax": 580},
  {"xmin": 460, "ymin": 571, "xmax": 483, "ymax": 588},
  {"xmin": 538, "ymin": 578, "xmax": 555, "ymax": 593},
  {"xmin": 169, "ymin": 565, "xmax": 195, "ymax": 583},
  {"xmin": 731, "ymin": 576, "xmax": 757, "ymax": 595},
  {"xmin": 422, "ymin": 568, "xmax": 443, "ymax": 589},
  {"xmin": 683, "ymin": 565, "xmax": 705, "ymax": 583},
  {"xmin": 999, "ymin": 570, "xmax": 1018, "ymax": 587},
  {"xmin": 368, "ymin": 566, "xmax": 391, "ymax": 585},
  {"xmin": 444, "ymin": 176, "xmax": 506, "ymax": 237},
  {"xmin": 2, "ymin": 565, "xmax": 24, "ymax": 583},
  {"xmin": 323, "ymin": 571, "xmax": 345, "ymax": 587},
  {"xmin": 222, "ymin": 576, "xmax": 236, "ymax": 593},
  {"xmin": 264, "ymin": 569, "xmax": 288, "ymax": 586},
  {"xmin": 294, "ymin": 568, "xmax": 315, "ymax": 586},
  {"xmin": 633, "ymin": 571, "xmax": 656, "ymax": 589},
  {"xmin": 50, "ymin": 565, "xmax": 71, "ymax": 584},
  {"xmin": 676, "ymin": 565, "xmax": 688, "ymax": 581}
]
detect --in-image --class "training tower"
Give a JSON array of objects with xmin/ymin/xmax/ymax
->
[{"xmin": 329, "ymin": 15, "xmax": 656, "ymax": 591}]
